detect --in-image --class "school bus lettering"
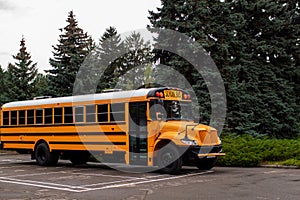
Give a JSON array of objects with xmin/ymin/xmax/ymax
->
[{"xmin": 164, "ymin": 90, "xmax": 182, "ymax": 100}]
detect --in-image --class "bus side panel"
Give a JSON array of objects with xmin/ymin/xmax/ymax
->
[{"xmin": 0, "ymin": 124, "xmax": 128, "ymax": 153}]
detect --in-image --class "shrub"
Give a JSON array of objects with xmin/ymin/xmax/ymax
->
[{"xmin": 217, "ymin": 134, "xmax": 300, "ymax": 167}]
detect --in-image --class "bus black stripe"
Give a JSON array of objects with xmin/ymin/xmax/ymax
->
[
  {"xmin": 48, "ymin": 141, "xmax": 126, "ymax": 145},
  {"xmin": 0, "ymin": 122, "xmax": 126, "ymax": 128},
  {"xmin": 2, "ymin": 141, "xmax": 35, "ymax": 144},
  {"xmin": 0, "ymin": 132, "xmax": 126, "ymax": 136}
]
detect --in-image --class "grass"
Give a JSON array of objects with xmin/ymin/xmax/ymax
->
[{"xmin": 217, "ymin": 134, "xmax": 300, "ymax": 168}]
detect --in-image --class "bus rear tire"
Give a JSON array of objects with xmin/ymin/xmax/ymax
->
[
  {"xmin": 158, "ymin": 144, "xmax": 182, "ymax": 174},
  {"xmin": 35, "ymin": 143, "xmax": 59, "ymax": 166},
  {"xmin": 196, "ymin": 157, "xmax": 217, "ymax": 170}
]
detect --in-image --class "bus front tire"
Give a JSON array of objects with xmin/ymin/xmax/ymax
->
[
  {"xmin": 158, "ymin": 144, "xmax": 182, "ymax": 174},
  {"xmin": 35, "ymin": 143, "xmax": 59, "ymax": 166}
]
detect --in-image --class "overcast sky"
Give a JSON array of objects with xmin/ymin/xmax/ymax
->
[{"xmin": 0, "ymin": 0, "xmax": 161, "ymax": 72}]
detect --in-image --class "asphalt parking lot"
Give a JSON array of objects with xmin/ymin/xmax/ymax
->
[{"xmin": 0, "ymin": 152, "xmax": 299, "ymax": 200}]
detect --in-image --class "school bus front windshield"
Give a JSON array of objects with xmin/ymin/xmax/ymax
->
[{"xmin": 149, "ymin": 99, "xmax": 192, "ymax": 121}]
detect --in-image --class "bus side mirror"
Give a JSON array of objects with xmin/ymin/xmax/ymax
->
[{"xmin": 156, "ymin": 112, "xmax": 164, "ymax": 121}]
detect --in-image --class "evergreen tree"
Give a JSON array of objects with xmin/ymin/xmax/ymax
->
[
  {"xmin": 0, "ymin": 65, "xmax": 9, "ymax": 105},
  {"xmin": 117, "ymin": 31, "xmax": 153, "ymax": 89},
  {"xmin": 32, "ymin": 74, "xmax": 51, "ymax": 97},
  {"xmin": 96, "ymin": 26, "xmax": 124, "ymax": 91},
  {"xmin": 47, "ymin": 11, "xmax": 93, "ymax": 97},
  {"xmin": 148, "ymin": 0, "xmax": 300, "ymax": 137},
  {"xmin": 5, "ymin": 36, "xmax": 38, "ymax": 101}
]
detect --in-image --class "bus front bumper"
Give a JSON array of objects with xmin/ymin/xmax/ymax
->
[{"xmin": 181, "ymin": 145, "xmax": 225, "ymax": 164}]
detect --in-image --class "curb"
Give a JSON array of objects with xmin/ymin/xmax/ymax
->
[{"xmin": 260, "ymin": 165, "xmax": 299, "ymax": 169}]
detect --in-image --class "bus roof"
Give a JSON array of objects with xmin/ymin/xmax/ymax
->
[{"xmin": 2, "ymin": 88, "xmax": 158, "ymax": 108}]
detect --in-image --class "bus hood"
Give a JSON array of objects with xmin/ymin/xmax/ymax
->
[{"xmin": 157, "ymin": 121, "xmax": 221, "ymax": 146}]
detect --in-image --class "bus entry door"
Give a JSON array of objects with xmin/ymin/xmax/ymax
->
[{"xmin": 129, "ymin": 102, "xmax": 148, "ymax": 165}]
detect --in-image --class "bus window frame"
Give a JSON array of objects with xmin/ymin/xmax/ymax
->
[
  {"xmin": 74, "ymin": 106, "xmax": 85, "ymax": 123},
  {"xmin": 36, "ymin": 109, "xmax": 44, "ymax": 125},
  {"xmin": 97, "ymin": 104, "xmax": 109, "ymax": 123}
]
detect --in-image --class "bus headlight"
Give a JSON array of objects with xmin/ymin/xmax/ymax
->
[{"xmin": 181, "ymin": 139, "xmax": 198, "ymax": 146}]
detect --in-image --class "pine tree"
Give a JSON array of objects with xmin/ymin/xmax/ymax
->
[
  {"xmin": 5, "ymin": 36, "xmax": 38, "ymax": 101},
  {"xmin": 148, "ymin": 0, "xmax": 300, "ymax": 137},
  {"xmin": 0, "ymin": 65, "xmax": 9, "ymax": 105},
  {"xmin": 96, "ymin": 26, "xmax": 124, "ymax": 91},
  {"xmin": 117, "ymin": 31, "xmax": 153, "ymax": 89},
  {"xmin": 32, "ymin": 74, "xmax": 51, "ymax": 97},
  {"xmin": 47, "ymin": 11, "xmax": 93, "ymax": 97}
]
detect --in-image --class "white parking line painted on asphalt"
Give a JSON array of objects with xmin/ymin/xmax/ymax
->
[
  {"xmin": 4, "ymin": 171, "xmax": 67, "ymax": 178},
  {"xmin": 72, "ymin": 172, "xmax": 142, "ymax": 179},
  {"xmin": 0, "ymin": 178, "xmax": 85, "ymax": 193},
  {"xmin": 0, "ymin": 168, "xmax": 214, "ymax": 193},
  {"xmin": 0, "ymin": 177, "xmax": 87, "ymax": 189},
  {"xmin": 83, "ymin": 171, "xmax": 214, "ymax": 192},
  {"xmin": 82, "ymin": 177, "xmax": 148, "ymax": 187}
]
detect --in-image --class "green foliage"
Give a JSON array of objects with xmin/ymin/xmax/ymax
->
[
  {"xmin": 217, "ymin": 134, "xmax": 300, "ymax": 167},
  {"xmin": 96, "ymin": 26, "xmax": 124, "ymax": 91},
  {"xmin": 5, "ymin": 37, "xmax": 38, "ymax": 101},
  {"xmin": 0, "ymin": 66, "xmax": 9, "ymax": 106},
  {"xmin": 148, "ymin": 0, "xmax": 300, "ymax": 138},
  {"xmin": 117, "ymin": 31, "xmax": 153, "ymax": 90},
  {"xmin": 96, "ymin": 28, "xmax": 154, "ymax": 91},
  {"xmin": 47, "ymin": 11, "xmax": 93, "ymax": 97},
  {"xmin": 280, "ymin": 159, "xmax": 300, "ymax": 167}
]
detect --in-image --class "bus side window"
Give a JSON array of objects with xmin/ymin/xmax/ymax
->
[
  {"xmin": 11, "ymin": 111, "xmax": 17, "ymax": 125},
  {"xmin": 97, "ymin": 104, "xmax": 108, "ymax": 122},
  {"xmin": 86, "ymin": 105, "xmax": 96, "ymax": 122},
  {"xmin": 3, "ymin": 111, "xmax": 9, "ymax": 125},
  {"xmin": 110, "ymin": 103, "xmax": 125, "ymax": 122},
  {"xmin": 64, "ymin": 107, "xmax": 73, "ymax": 123},
  {"xmin": 19, "ymin": 110, "xmax": 25, "ymax": 125},
  {"xmin": 36, "ymin": 109, "xmax": 43, "ymax": 124},
  {"xmin": 45, "ymin": 108, "xmax": 53, "ymax": 124},
  {"xmin": 54, "ymin": 108, "xmax": 62, "ymax": 124},
  {"xmin": 74, "ymin": 106, "xmax": 84, "ymax": 123},
  {"xmin": 27, "ymin": 110, "xmax": 34, "ymax": 125}
]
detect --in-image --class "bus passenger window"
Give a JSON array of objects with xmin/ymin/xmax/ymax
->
[
  {"xmin": 36, "ymin": 109, "xmax": 43, "ymax": 124},
  {"xmin": 86, "ymin": 105, "xmax": 96, "ymax": 122},
  {"xmin": 45, "ymin": 108, "xmax": 53, "ymax": 124},
  {"xmin": 27, "ymin": 110, "xmax": 34, "ymax": 125},
  {"xmin": 97, "ymin": 104, "xmax": 108, "ymax": 122},
  {"xmin": 110, "ymin": 103, "xmax": 125, "ymax": 122},
  {"xmin": 11, "ymin": 111, "xmax": 17, "ymax": 125},
  {"xmin": 64, "ymin": 107, "xmax": 73, "ymax": 123},
  {"xmin": 3, "ymin": 111, "xmax": 9, "ymax": 125},
  {"xmin": 19, "ymin": 110, "xmax": 25, "ymax": 125},
  {"xmin": 54, "ymin": 108, "xmax": 62, "ymax": 124},
  {"xmin": 75, "ymin": 106, "xmax": 84, "ymax": 123}
]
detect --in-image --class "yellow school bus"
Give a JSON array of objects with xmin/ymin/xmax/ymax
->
[{"xmin": 0, "ymin": 87, "xmax": 224, "ymax": 173}]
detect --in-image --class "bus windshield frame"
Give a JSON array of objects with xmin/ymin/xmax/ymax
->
[{"xmin": 149, "ymin": 99, "xmax": 192, "ymax": 121}]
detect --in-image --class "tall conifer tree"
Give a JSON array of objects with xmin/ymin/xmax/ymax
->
[
  {"xmin": 6, "ymin": 36, "xmax": 38, "ymax": 101},
  {"xmin": 47, "ymin": 11, "xmax": 93, "ymax": 97},
  {"xmin": 96, "ymin": 26, "xmax": 124, "ymax": 91},
  {"xmin": 117, "ymin": 31, "xmax": 153, "ymax": 89}
]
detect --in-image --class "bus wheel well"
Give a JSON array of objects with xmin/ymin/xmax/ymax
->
[
  {"xmin": 32, "ymin": 140, "xmax": 49, "ymax": 159},
  {"xmin": 34, "ymin": 140, "xmax": 49, "ymax": 150},
  {"xmin": 154, "ymin": 139, "xmax": 173, "ymax": 151},
  {"xmin": 154, "ymin": 139, "xmax": 173, "ymax": 165}
]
